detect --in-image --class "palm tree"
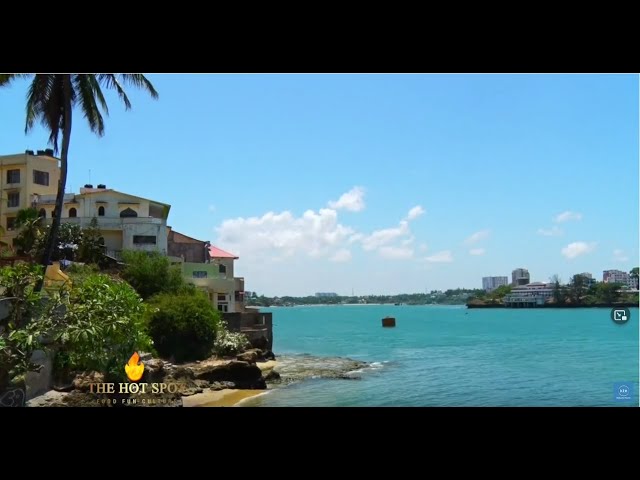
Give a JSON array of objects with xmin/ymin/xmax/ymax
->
[{"xmin": 0, "ymin": 74, "xmax": 158, "ymax": 290}]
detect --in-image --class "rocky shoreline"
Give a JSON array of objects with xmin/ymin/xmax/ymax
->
[{"xmin": 27, "ymin": 351, "xmax": 372, "ymax": 407}]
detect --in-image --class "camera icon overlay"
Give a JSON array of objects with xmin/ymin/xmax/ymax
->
[
  {"xmin": 613, "ymin": 383, "xmax": 634, "ymax": 403},
  {"xmin": 610, "ymin": 308, "xmax": 631, "ymax": 325}
]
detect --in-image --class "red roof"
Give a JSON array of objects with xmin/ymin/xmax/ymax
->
[{"xmin": 209, "ymin": 246, "xmax": 239, "ymax": 259}]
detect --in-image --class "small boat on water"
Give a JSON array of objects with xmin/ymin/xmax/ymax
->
[{"xmin": 382, "ymin": 316, "xmax": 396, "ymax": 327}]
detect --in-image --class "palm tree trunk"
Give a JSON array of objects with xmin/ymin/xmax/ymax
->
[{"xmin": 35, "ymin": 75, "xmax": 72, "ymax": 293}]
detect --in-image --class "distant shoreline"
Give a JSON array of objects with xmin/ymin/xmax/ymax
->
[
  {"xmin": 263, "ymin": 303, "xmax": 466, "ymax": 307},
  {"xmin": 466, "ymin": 302, "xmax": 638, "ymax": 309}
]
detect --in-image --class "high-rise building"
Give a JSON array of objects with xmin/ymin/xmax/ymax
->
[
  {"xmin": 482, "ymin": 276, "xmax": 509, "ymax": 292},
  {"xmin": 603, "ymin": 270, "xmax": 638, "ymax": 289},
  {"xmin": 512, "ymin": 268, "xmax": 531, "ymax": 286}
]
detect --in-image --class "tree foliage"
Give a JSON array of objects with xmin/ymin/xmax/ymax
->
[
  {"xmin": 0, "ymin": 74, "xmax": 158, "ymax": 291},
  {"xmin": 120, "ymin": 250, "xmax": 186, "ymax": 300},
  {"xmin": 146, "ymin": 291, "xmax": 222, "ymax": 362},
  {"xmin": 51, "ymin": 274, "xmax": 151, "ymax": 381},
  {"xmin": 77, "ymin": 217, "xmax": 104, "ymax": 264}
]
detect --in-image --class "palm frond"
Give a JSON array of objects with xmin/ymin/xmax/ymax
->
[
  {"xmin": 119, "ymin": 74, "xmax": 159, "ymax": 99},
  {"xmin": 0, "ymin": 74, "xmax": 30, "ymax": 86},
  {"xmin": 96, "ymin": 74, "xmax": 132, "ymax": 110},
  {"xmin": 74, "ymin": 75, "xmax": 106, "ymax": 136}
]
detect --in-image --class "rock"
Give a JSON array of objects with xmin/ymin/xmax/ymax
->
[
  {"xmin": 52, "ymin": 383, "xmax": 74, "ymax": 393},
  {"xmin": 236, "ymin": 351, "xmax": 258, "ymax": 364},
  {"xmin": 210, "ymin": 381, "xmax": 236, "ymax": 391},
  {"xmin": 194, "ymin": 379, "xmax": 210, "ymax": 389},
  {"xmin": 143, "ymin": 359, "xmax": 166, "ymax": 383},
  {"xmin": 169, "ymin": 366, "xmax": 195, "ymax": 381},
  {"xmin": 181, "ymin": 387, "xmax": 203, "ymax": 397},
  {"xmin": 264, "ymin": 370, "xmax": 281, "ymax": 382},
  {"xmin": 139, "ymin": 352, "xmax": 153, "ymax": 362},
  {"xmin": 194, "ymin": 361, "xmax": 266, "ymax": 389},
  {"xmin": 263, "ymin": 350, "xmax": 276, "ymax": 361},
  {"xmin": 62, "ymin": 391, "xmax": 106, "ymax": 407},
  {"xmin": 72, "ymin": 371, "xmax": 104, "ymax": 392}
]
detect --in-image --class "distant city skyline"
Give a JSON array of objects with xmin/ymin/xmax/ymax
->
[{"xmin": 1, "ymin": 74, "xmax": 637, "ymax": 295}]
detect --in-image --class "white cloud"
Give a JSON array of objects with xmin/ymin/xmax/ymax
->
[
  {"xmin": 613, "ymin": 249, "xmax": 629, "ymax": 262},
  {"xmin": 348, "ymin": 233, "xmax": 364, "ymax": 244},
  {"xmin": 554, "ymin": 211, "xmax": 582, "ymax": 223},
  {"xmin": 216, "ymin": 208, "xmax": 354, "ymax": 261},
  {"xmin": 561, "ymin": 241, "xmax": 596, "ymax": 259},
  {"xmin": 419, "ymin": 243, "xmax": 428, "ymax": 252},
  {"xmin": 406, "ymin": 205, "xmax": 425, "ymax": 221},
  {"xmin": 464, "ymin": 229, "xmax": 490, "ymax": 245},
  {"xmin": 361, "ymin": 221, "xmax": 410, "ymax": 251},
  {"xmin": 378, "ymin": 246, "xmax": 414, "ymax": 260},
  {"xmin": 469, "ymin": 248, "xmax": 485, "ymax": 256},
  {"xmin": 424, "ymin": 250, "xmax": 453, "ymax": 263},
  {"xmin": 328, "ymin": 186, "xmax": 366, "ymax": 212},
  {"xmin": 401, "ymin": 236, "xmax": 415, "ymax": 246},
  {"xmin": 330, "ymin": 249, "xmax": 352, "ymax": 263},
  {"xmin": 537, "ymin": 226, "xmax": 563, "ymax": 237},
  {"xmin": 208, "ymin": 205, "xmax": 216, "ymax": 213}
]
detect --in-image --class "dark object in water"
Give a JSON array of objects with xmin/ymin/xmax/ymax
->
[{"xmin": 382, "ymin": 316, "xmax": 396, "ymax": 328}]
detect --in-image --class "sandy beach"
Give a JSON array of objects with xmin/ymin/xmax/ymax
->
[
  {"xmin": 182, "ymin": 360, "xmax": 277, "ymax": 407},
  {"xmin": 182, "ymin": 388, "xmax": 267, "ymax": 407}
]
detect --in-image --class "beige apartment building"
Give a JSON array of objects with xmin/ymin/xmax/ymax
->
[
  {"xmin": 36, "ymin": 185, "xmax": 171, "ymax": 258},
  {"xmin": 180, "ymin": 246, "xmax": 245, "ymax": 313},
  {"xmin": 1, "ymin": 150, "xmax": 171, "ymax": 256},
  {"xmin": 0, "ymin": 150, "xmax": 60, "ymax": 247}
]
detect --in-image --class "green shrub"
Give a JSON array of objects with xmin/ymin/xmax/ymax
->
[
  {"xmin": 214, "ymin": 328, "xmax": 250, "ymax": 357},
  {"xmin": 51, "ymin": 274, "xmax": 152, "ymax": 381},
  {"xmin": 146, "ymin": 292, "xmax": 221, "ymax": 362},
  {"xmin": 121, "ymin": 250, "xmax": 185, "ymax": 299}
]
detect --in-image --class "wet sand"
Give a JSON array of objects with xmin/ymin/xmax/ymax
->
[{"xmin": 182, "ymin": 388, "xmax": 266, "ymax": 407}]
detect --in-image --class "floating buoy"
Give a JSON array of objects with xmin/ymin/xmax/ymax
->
[{"xmin": 382, "ymin": 316, "xmax": 396, "ymax": 328}]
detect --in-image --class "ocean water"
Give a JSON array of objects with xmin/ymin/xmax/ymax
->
[{"xmin": 241, "ymin": 305, "xmax": 639, "ymax": 407}]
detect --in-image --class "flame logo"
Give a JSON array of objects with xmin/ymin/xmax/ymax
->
[{"xmin": 125, "ymin": 352, "xmax": 144, "ymax": 382}]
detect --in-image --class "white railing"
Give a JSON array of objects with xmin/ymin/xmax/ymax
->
[{"xmin": 44, "ymin": 217, "xmax": 163, "ymax": 228}]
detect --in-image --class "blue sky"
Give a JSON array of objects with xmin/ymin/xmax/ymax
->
[{"xmin": 1, "ymin": 74, "xmax": 638, "ymax": 295}]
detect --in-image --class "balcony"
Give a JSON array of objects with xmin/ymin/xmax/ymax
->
[
  {"xmin": 44, "ymin": 216, "xmax": 163, "ymax": 229},
  {"xmin": 234, "ymin": 277, "xmax": 245, "ymax": 292}
]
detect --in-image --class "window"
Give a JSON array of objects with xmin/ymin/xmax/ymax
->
[
  {"xmin": 6, "ymin": 169, "xmax": 20, "ymax": 184},
  {"xmin": 120, "ymin": 207, "xmax": 137, "ymax": 218},
  {"xmin": 6, "ymin": 217, "xmax": 16, "ymax": 230},
  {"xmin": 217, "ymin": 293, "xmax": 226, "ymax": 301},
  {"xmin": 68, "ymin": 207, "xmax": 77, "ymax": 218},
  {"xmin": 7, "ymin": 192, "xmax": 19, "ymax": 208},
  {"xmin": 192, "ymin": 271, "xmax": 208, "ymax": 278},
  {"xmin": 133, "ymin": 235, "xmax": 157, "ymax": 245},
  {"xmin": 38, "ymin": 208, "xmax": 46, "ymax": 218},
  {"xmin": 217, "ymin": 304, "xmax": 228, "ymax": 313},
  {"xmin": 33, "ymin": 170, "xmax": 49, "ymax": 186},
  {"xmin": 219, "ymin": 264, "xmax": 227, "ymax": 274},
  {"xmin": 98, "ymin": 206, "xmax": 105, "ymax": 216}
]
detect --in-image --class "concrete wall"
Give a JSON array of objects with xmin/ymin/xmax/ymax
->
[
  {"xmin": 223, "ymin": 311, "xmax": 273, "ymax": 351},
  {"xmin": 25, "ymin": 349, "xmax": 55, "ymax": 400},
  {"xmin": 167, "ymin": 230, "xmax": 206, "ymax": 263}
]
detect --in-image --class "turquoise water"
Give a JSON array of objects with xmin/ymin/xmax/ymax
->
[{"xmin": 243, "ymin": 305, "xmax": 639, "ymax": 407}]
